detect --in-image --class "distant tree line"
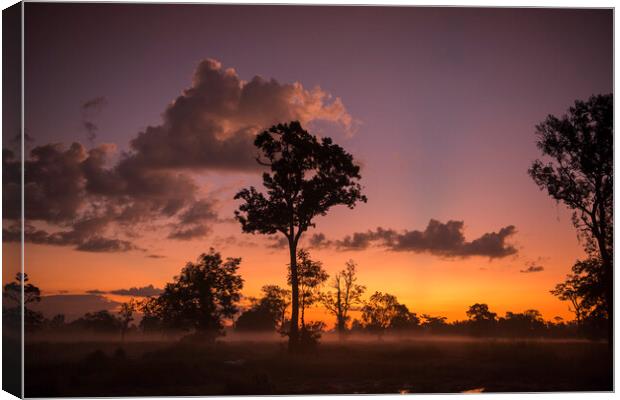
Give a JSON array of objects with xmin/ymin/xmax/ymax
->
[{"xmin": 7, "ymin": 249, "xmax": 606, "ymax": 344}]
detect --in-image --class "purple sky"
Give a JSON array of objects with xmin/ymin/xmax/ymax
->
[{"xmin": 13, "ymin": 4, "xmax": 613, "ymax": 320}]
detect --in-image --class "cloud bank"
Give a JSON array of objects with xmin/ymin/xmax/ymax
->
[
  {"xmin": 3, "ymin": 58, "xmax": 353, "ymax": 252},
  {"xmin": 308, "ymin": 219, "xmax": 518, "ymax": 259}
]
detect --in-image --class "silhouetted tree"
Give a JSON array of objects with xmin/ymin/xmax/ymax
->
[
  {"xmin": 235, "ymin": 121, "xmax": 366, "ymax": 350},
  {"xmin": 151, "ymin": 249, "xmax": 244, "ymax": 340},
  {"xmin": 235, "ymin": 285, "xmax": 291, "ymax": 332},
  {"xmin": 389, "ymin": 303, "xmax": 420, "ymax": 333},
  {"xmin": 320, "ymin": 260, "xmax": 366, "ymax": 338},
  {"xmin": 420, "ymin": 314, "xmax": 449, "ymax": 335},
  {"xmin": 528, "ymin": 93, "xmax": 613, "ymax": 345},
  {"xmin": 3, "ymin": 273, "xmax": 44, "ymax": 329},
  {"xmin": 235, "ymin": 306, "xmax": 276, "ymax": 332},
  {"xmin": 551, "ymin": 273, "xmax": 587, "ymax": 325},
  {"xmin": 498, "ymin": 310, "xmax": 546, "ymax": 337},
  {"xmin": 70, "ymin": 310, "xmax": 122, "ymax": 333},
  {"xmin": 288, "ymin": 249, "xmax": 328, "ymax": 329},
  {"xmin": 119, "ymin": 299, "xmax": 137, "ymax": 341},
  {"xmin": 139, "ymin": 296, "xmax": 164, "ymax": 333},
  {"xmin": 361, "ymin": 292, "xmax": 407, "ymax": 338},
  {"xmin": 466, "ymin": 303, "xmax": 497, "ymax": 336}
]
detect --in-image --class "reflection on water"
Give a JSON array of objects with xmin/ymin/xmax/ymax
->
[{"xmin": 461, "ymin": 387, "xmax": 485, "ymax": 393}]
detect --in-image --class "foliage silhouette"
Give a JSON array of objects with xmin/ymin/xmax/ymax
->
[
  {"xmin": 3, "ymin": 273, "xmax": 44, "ymax": 329},
  {"xmin": 320, "ymin": 260, "xmax": 366, "ymax": 338},
  {"xmin": 119, "ymin": 299, "xmax": 137, "ymax": 341},
  {"xmin": 235, "ymin": 285, "xmax": 291, "ymax": 332},
  {"xmin": 361, "ymin": 292, "xmax": 418, "ymax": 337},
  {"xmin": 70, "ymin": 310, "xmax": 122, "ymax": 333},
  {"xmin": 234, "ymin": 121, "xmax": 366, "ymax": 350},
  {"xmin": 138, "ymin": 248, "xmax": 243, "ymax": 339},
  {"xmin": 287, "ymin": 249, "xmax": 328, "ymax": 329},
  {"xmin": 528, "ymin": 94, "xmax": 613, "ymax": 346}
]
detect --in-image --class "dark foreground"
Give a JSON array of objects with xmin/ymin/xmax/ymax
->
[{"xmin": 25, "ymin": 337, "xmax": 612, "ymax": 396}]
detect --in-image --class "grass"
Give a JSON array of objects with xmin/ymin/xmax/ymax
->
[{"xmin": 24, "ymin": 336, "xmax": 612, "ymax": 396}]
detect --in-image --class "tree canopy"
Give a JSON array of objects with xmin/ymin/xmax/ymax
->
[{"xmin": 529, "ymin": 93, "xmax": 613, "ymax": 345}]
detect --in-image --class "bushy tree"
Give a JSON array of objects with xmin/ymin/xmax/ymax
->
[
  {"xmin": 139, "ymin": 249, "xmax": 243, "ymax": 340},
  {"xmin": 235, "ymin": 121, "xmax": 366, "ymax": 350},
  {"xmin": 361, "ymin": 292, "xmax": 414, "ymax": 337},
  {"xmin": 235, "ymin": 285, "xmax": 291, "ymax": 332},
  {"xmin": 70, "ymin": 310, "xmax": 122, "ymax": 333},
  {"xmin": 466, "ymin": 303, "xmax": 497, "ymax": 336},
  {"xmin": 497, "ymin": 310, "xmax": 546, "ymax": 337}
]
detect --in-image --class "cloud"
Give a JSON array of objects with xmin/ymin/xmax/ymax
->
[
  {"xmin": 2, "ymin": 58, "xmax": 354, "ymax": 252},
  {"xmin": 308, "ymin": 232, "xmax": 336, "ymax": 249},
  {"xmin": 81, "ymin": 96, "xmax": 107, "ymax": 143},
  {"xmin": 168, "ymin": 198, "xmax": 219, "ymax": 240},
  {"xmin": 266, "ymin": 235, "xmax": 288, "ymax": 249},
  {"xmin": 520, "ymin": 263, "xmax": 544, "ymax": 273},
  {"xmin": 108, "ymin": 284, "xmax": 163, "ymax": 297},
  {"xmin": 310, "ymin": 219, "xmax": 518, "ymax": 259},
  {"xmin": 82, "ymin": 96, "xmax": 107, "ymax": 110},
  {"xmin": 127, "ymin": 58, "xmax": 354, "ymax": 171},
  {"xmin": 76, "ymin": 237, "xmax": 141, "ymax": 253},
  {"xmin": 146, "ymin": 254, "xmax": 166, "ymax": 259},
  {"xmin": 3, "ymin": 143, "xmax": 203, "ymax": 251}
]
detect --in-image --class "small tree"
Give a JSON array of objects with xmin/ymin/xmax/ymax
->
[
  {"xmin": 156, "ymin": 249, "xmax": 244, "ymax": 340},
  {"xmin": 361, "ymin": 292, "xmax": 401, "ymax": 338},
  {"xmin": 320, "ymin": 260, "xmax": 366, "ymax": 338},
  {"xmin": 138, "ymin": 296, "xmax": 164, "ymax": 334},
  {"xmin": 119, "ymin": 298, "xmax": 137, "ymax": 341},
  {"xmin": 466, "ymin": 303, "xmax": 497, "ymax": 336},
  {"xmin": 288, "ymin": 249, "xmax": 328, "ymax": 329},
  {"xmin": 235, "ymin": 121, "xmax": 366, "ymax": 350},
  {"xmin": 235, "ymin": 285, "xmax": 291, "ymax": 332},
  {"xmin": 550, "ymin": 258, "xmax": 606, "ymax": 331},
  {"xmin": 260, "ymin": 285, "xmax": 291, "ymax": 333},
  {"xmin": 3, "ymin": 273, "xmax": 44, "ymax": 330}
]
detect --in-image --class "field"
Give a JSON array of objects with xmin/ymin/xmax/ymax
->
[{"xmin": 24, "ymin": 335, "xmax": 612, "ymax": 396}]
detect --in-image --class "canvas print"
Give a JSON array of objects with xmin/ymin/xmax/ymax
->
[{"xmin": 1, "ymin": 2, "xmax": 614, "ymax": 397}]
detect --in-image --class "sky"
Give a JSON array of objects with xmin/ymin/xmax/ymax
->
[{"xmin": 3, "ymin": 4, "xmax": 613, "ymax": 324}]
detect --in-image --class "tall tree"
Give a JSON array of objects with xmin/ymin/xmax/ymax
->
[
  {"xmin": 235, "ymin": 121, "xmax": 366, "ymax": 350},
  {"xmin": 288, "ymin": 249, "xmax": 328, "ymax": 329},
  {"xmin": 528, "ymin": 93, "xmax": 613, "ymax": 345},
  {"xmin": 320, "ymin": 260, "xmax": 366, "ymax": 337}
]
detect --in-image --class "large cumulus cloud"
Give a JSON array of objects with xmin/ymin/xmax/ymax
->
[
  {"xmin": 128, "ymin": 58, "xmax": 353, "ymax": 171},
  {"xmin": 309, "ymin": 219, "xmax": 517, "ymax": 259},
  {"xmin": 2, "ymin": 58, "xmax": 354, "ymax": 252}
]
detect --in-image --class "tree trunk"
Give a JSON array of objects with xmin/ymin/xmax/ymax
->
[
  {"xmin": 288, "ymin": 241, "xmax": 299, "ymax": 352},
  {"xmin": 337, "ymin": 317, "xmax": 346, "ymax": 341},
  {"xmin": 596, "ymin": 235, "xmax": 612, "ymax": 354}
]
